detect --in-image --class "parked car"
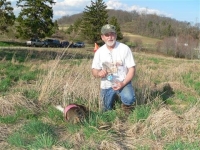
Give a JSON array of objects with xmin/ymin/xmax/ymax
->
[
  {"xmin": 61, "ymin": 41, "xmax": 76, "ymax": 48},
  {"xmin": 61, "ymin": 41, "xmax": 69, "ymax": 48},
  {"xmin": 44, "ymin": 39, "xmax": 61, "ymax": 47},
  {"xmin": 26, "ymin": 38, "xmax": 44, "ymax": 47},
  {"xmin": 74, "ymin": 42, "xmax": 85, "ymax": 48}
]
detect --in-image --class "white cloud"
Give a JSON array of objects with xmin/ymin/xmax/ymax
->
[
  {"xmin": 106, "ymin": 0, "xmax": 127, "ymax": 10},
  {"xmin": 106, "ymin": 0, "xmax": 170, "ymax": 17},
  {"xmin": 53, "ymin": 0, "xmax": 90, "ymax": 18}
]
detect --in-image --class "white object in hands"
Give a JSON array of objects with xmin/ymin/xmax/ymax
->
[
  {"xmin": 106, "ymin": 74, "xmax": 119, "ymax": 88},
  {"xmin": 111, "ymin": 79, "xmax": 119, "ymax": 88}
]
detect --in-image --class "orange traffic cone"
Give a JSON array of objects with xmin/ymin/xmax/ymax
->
[{"xmin": 94, "ymin": 43, "xmax": 99, "ymax": 52}]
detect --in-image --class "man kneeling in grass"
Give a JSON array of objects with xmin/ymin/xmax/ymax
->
[{"xmin": 91, "ymin": 24, "xmax": 136, "ymax": 113}]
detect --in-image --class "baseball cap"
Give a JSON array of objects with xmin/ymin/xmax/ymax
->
[{"xmin": 101, "ymin": 24, "xmax": 116, "ymax": 35}]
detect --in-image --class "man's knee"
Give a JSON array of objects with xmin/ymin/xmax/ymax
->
[{"xmin": 121, "ymin": 94, "xmax": 135, "ymax": 105}]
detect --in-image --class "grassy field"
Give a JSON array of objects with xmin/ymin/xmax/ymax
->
[
  {"xmin": 123, "ymin": 32, "xmax": 162, "ymax": 45},
  {"xmin": 0, "ymin": 37, "xmax": 200, "ymax": 149}
]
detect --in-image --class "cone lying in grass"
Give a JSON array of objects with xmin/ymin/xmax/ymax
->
[{"xmin": 55, "ymin": 104, "xmax": 88, "ymax": 124}]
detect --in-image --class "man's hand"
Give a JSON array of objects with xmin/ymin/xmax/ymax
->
[
  {"xmin": 97, "ymin": 69, "xmax": 108, "ymax": 78},
  {"xmin": 92, "ymin": 69, "xmax": 107, "ymax": 78},
  {"xmin": 112, "ymin": 66, "xmax": 135, "ymax": 90},
  {"xmin": 112, "ymin": 80, "xmax": 125, "ymax": 91}
]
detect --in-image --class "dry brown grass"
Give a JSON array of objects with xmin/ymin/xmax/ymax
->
[
  {"xmin": 121, "ymin": 104, "xmax": 200, "ymax": 149},
  {"xmin": 35, "ymin": 55, "xmax": 100, "ymax": 111}
]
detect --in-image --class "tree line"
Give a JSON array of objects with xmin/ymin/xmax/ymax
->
[{"xmin": 58, "ymin": 8, "xmax": 200, "ymax": 41}]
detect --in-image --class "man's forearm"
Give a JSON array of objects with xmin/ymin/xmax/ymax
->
[
  {"xmin": 122, "ymin": 67, "xmax": 135, "ymax": 85},
  {"xmin": 92, "ymin": 69, "xmax": 101, "ymax": 78},
  {"xmin": 92, "ymin": 69, "xmax": 108, "ymax": 78}
]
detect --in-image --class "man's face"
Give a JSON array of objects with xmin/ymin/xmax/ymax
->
[{"xmin": 101, "ymin": 32, "xmax": 117, "ymax": 47}]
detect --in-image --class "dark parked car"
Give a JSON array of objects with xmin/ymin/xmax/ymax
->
[
  {"xmin": 61, "ymin": 41, "xmax": 75, "ymax": 48},
  {"xmin": 61, "ymin": 41, "xmax": 69, "ymax": 48},
  {"xmin": 74, "ymin": 42, "xmax": 85, "ymax": 48},
  {"xmin": 44, "ymin": 39, "xmax": 61, "ymax": 47}
]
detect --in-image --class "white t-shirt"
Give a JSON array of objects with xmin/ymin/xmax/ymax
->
[{"xmin": 92, "ymin": 41, "xmax": 136, "ymax": 89}]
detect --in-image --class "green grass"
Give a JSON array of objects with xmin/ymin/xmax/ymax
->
[
  {"xmin": 65, "ymin": 122, "xmax": 82, "ymax": 134},
  {"xmin": 47, "ymin": 106, "xmax": 64, "ymax": 123},
  {"xmin": 136, "ymin": 145, "xmax": 151, "ymax": 150},
  {"xmin": 7, "ymin": 107, "xmax": 115, "ymax": 149},
  {"xmin": 23, "ymin": 120, "xmax": 56, "ymax": 136},
  {"xmin": 7, "ymin": 132, "xmax": 27, "ymax": 148},
  {"xmin": 0, "ymin": 78, "xmax": 11, "ymax": 92},
  {"xmin": 7, "ymin": 120, "xmax": 57, "ymax": 149},
  {"xmin": 60, "ymin": 141, "xmax": 74, "ymax": 149},
  {"xmin": 0, "ymin": 62, "xmax": 40, "ymax": 93},
  {"xmin": 0, "ymin": 107, "xmax": 35, "ymax": 124},
  {"xmin": 182, "ymin": 72, "xmax": 200, "ymax": 95},
  {"xmin": 22, "ymin": 89, "xmax": 39, "ymax": 100},
  {"xmin": 164, "ymin": 140, "xmax": 200, "ymax": 150},
  {"xmin": 0, "ymin": 114, "xmax": 18, "ymax": 124},
  {"xmin": 0, "ymin": 41, "xmax": 11, "ymax": 46},
  {"xmin": 128, "ymin": 104, "xmax": 151, "ymax": 123},
  {"xmin": 27, "ymin": 133, "xmax": 56, "ymax": 149},
  {"xmin": 83, "ymin": 125, "xmax": 105, "ymax": 140},
  {"xmin": 0, "ymin": 41, "xmax": 26, "ymax": 47},
  {"xmin": 147, "ymin": 57, "xmax": 163, "ymax": 64},
  {"xmin": 176, "ymin": 91, "xmax": 198, "ymax": 104}
]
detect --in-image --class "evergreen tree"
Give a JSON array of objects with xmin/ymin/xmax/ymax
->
[
  {"xmin": 109, "ymin": 16, "xmax": 123, "ymax": 40},
  {"xmin": 16, "ymin": 0, "xmax": 56, "ymax": 39},
  {"xmin": 0, "ymin": 0, "xmax": 15, "ymax": 34},
  {"xmin": 80, "ymin": 0, "xmax": 108, "ymax": 43},
  {"xmin": 66, "ymin": 25, "xmax": 73, "ymax": 34}
]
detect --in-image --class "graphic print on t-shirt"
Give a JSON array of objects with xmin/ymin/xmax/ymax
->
[{"xmin": 102, "ymin": 60, "xmax": 125, "ymax": 81}]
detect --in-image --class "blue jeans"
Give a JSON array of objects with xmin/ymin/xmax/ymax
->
[{"xmin": 100, "ymin": 82, "xmax": 136, "ymax": 111}]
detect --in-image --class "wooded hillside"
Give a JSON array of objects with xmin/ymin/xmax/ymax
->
[{"xmin": 57, "ymin": 9, "xmax": 200, "ymax": 40}]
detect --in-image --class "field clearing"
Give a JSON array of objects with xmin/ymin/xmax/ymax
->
[
  {"xmin": 59, "ymin": 25, "xmax": 70, "ymax": 31},
  {"xmin": 123, "ymin": 32, "xmax": 162, "ymax": 45}
]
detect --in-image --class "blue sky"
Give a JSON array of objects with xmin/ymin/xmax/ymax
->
[{"xmin": 10, "ymin": 0, "xmax": 200, "ymax": 24}]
